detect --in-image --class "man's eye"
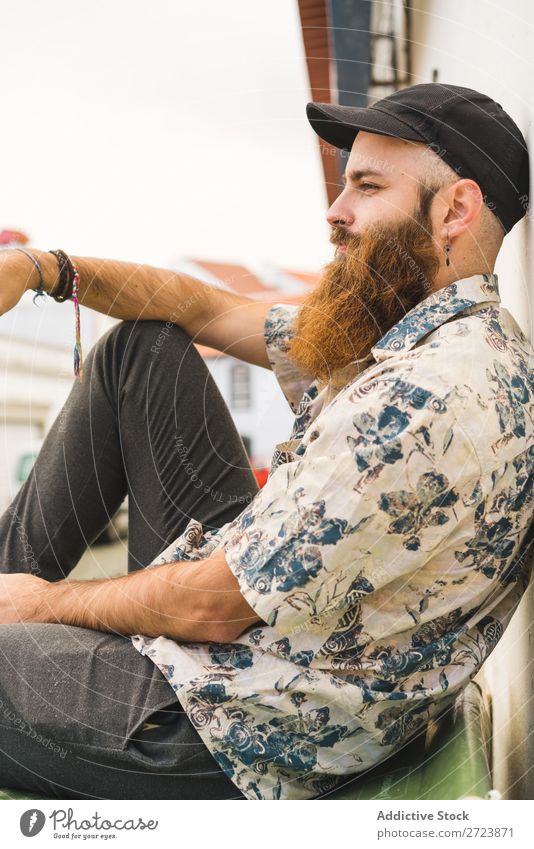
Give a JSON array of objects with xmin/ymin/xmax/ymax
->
[{"xmin": 340, "ymin": 181, "xmax": 381, "ymax": 192}]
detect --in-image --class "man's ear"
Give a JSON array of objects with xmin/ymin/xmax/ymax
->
[{"xmin": 441, "ymin": 179, "xmax": 484, "ymax": 240}]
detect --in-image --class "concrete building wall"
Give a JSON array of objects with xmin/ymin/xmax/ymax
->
[{"xmin": 410, "ymin": 1, "xmax": 532, "ymax": 336}]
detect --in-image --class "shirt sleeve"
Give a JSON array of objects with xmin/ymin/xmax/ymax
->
[
  {"xmin": 264, "ymin": 302, "xmax": 316, "ymax": 414},
  {"xmin": 219, "ymin": 370, "xmax": 482, "ymax": 640}
]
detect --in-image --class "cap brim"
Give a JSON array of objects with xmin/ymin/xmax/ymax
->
[{"xmin": 306, "ymin": 102, "xmax": 425, "ymax": 151}]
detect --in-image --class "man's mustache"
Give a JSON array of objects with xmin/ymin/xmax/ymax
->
[
  {"xmin": 330, "ymin": 228, "xmax": 349, "ymax": 247},
  {"xmin": 329, "ymin": 228, "xmax": 361, "ymax": 249}
]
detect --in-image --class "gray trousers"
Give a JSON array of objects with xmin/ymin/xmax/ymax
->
[{"xmin": 0, "ymin": 319, "xmax": 259, "ymax": 798}]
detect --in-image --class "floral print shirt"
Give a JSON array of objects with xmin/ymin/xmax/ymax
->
[{"xmin": 132, "ymin": 272, "xmax": 534, "ymax": 800}]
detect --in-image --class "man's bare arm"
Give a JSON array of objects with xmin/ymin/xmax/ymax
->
[
  {"xmin": 11, "ymin": 250, "xmax": 282, "ymax": 369},
  {"xmin": 0, "ymin": 548, "xmax": 263, "ymax": 642}
]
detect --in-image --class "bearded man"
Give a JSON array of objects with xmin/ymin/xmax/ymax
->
[{"xmin": 0, "ymin": 83, "xmax": 532, "ymax": 801}]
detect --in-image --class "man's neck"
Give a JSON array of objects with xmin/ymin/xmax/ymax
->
[{"xmin": 432, "ymin": 264, "xmax": 496, "ymax": 293}]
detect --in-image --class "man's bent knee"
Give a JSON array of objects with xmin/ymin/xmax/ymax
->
[{"xmin": 95, "ymin": 319, "xmax": 198, "ymax": 366}]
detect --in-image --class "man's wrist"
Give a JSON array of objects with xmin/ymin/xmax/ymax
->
[
  {"xmin": 39, "ymin": 569, "xmax": 171, "ymax": 635},
  {"xmin": 41, "ymin": 578, "xmax": 100, "ymax": 630},
  {"xmin": 26, "ymin": 250, "xmax": 62, "ymax": 295},
  {"xmin": 9, "ymin": 248, "xmax": 61, "ymax": 296}
]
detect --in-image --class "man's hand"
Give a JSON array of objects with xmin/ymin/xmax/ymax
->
[
  {"xmin": 0, "ymin": 251, "xmax": 33, "ymax": 317},
  {"xmin": 0, "ymin": 549, "xmax": 263, "ymax": 643},
  {"xmin": 0, "ymin": 249, "xmax": 61, "ymax": 317},
  {"xmin": 0, "ymin": 573, "xmax": 52, "ymax": 624}
]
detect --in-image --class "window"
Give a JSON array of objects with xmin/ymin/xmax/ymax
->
[{"xmin": 230, "ymin": 363, "xmax": 251, "ymax": 409}]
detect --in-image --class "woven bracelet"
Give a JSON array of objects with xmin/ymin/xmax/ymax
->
[{"xmin": 48, "ymin": 248, "xmax": 84, "ymax": 380}]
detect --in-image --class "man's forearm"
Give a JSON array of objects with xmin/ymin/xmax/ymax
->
[
  {"xmin": 36, "ymin": 551, "xmax": 259, "ymax": 642},
  {"xmin": 16, "ymin": 248, "xmax": 274, "ymax": 367},
  {"xmin": 43, "ymin": 561, "xmax": 186, "ymax": 638},
  {"xmin": 1, "ymin": 249, "xmax": 208, "ymax": 333},
  {"xmin": 28, "ymin": 249, "xmax": 212, "ymax": 329}
]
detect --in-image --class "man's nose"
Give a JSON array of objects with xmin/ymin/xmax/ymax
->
[{"xmin": 326, "ymin": 196, "xmax": 355, "ymax": 228}]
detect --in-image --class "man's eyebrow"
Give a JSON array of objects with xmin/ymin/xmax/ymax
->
[{"xmin": 341, "ymin": 169, "xmax": 385, "ymax": 185}]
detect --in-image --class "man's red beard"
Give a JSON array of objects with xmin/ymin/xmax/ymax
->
[{"xmin": 287, "ymin": 210, "xmax": 441, "ymax": 383}]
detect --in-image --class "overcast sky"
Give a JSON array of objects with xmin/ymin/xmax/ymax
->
[{"xmin": 0, "ymin": 0, "xmax": 332, "ymax": 274}]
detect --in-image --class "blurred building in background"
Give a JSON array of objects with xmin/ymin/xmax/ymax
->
[
  {"xmin": 0, "ymin": 235, "xmax": 318, "ymax": 508},
  {"xmin": 180, "ymin": 258, "xmax": 317, "ymax": 472},
  {"xmin": 92, "ymin": 256, "xmax": 319, "ymax": 479},
  {"xmin": 0, "ymin": 232, "xmax": 79, "ymax": 512}
]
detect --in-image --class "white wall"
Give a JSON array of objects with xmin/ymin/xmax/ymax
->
[
  {"xmin": 411, "ymin": 0, "xmax": 532, "ymax": 338},
  {"xmin": 410, "ymin": 0, "xmax": 534, "ymax": 799}
]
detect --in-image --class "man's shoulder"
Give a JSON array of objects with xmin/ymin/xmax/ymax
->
[
  {"xmin": 357, "ymin": 304, "xmax": 532, "ymax": 397},
  {"xmin": 264, "ymin": 302, "xmax": 300, "ymax": 352},
  {"xmin": 415, "ymin": 305, "xmax": 533, "ymax": 413},
  {"xmin": 332, "ymin": 305, "xmax": 534, "ymax": 472},
  {"xmin": 423, "ymin": 303, "xmax": 533, "ymax": 360}
]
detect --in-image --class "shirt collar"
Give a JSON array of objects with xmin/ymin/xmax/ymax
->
[{"xmin": 370, "ymin": 272, "xmax": 500, "ymax": 361}]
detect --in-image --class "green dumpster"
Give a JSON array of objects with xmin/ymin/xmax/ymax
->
[{"xmin": 320, "ymin": 681, "xmax": 494, "ymax": 800}]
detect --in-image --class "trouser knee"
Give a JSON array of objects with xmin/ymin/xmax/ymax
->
[
  {"xmin": 92, "ymin": 319, "xmax": 198, "ymax": 371},
  {"xmin": 98, "ymin": 318, "xmax": 191, "ymax": 348}
]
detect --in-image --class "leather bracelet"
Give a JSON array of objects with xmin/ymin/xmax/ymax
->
[{"xmin": 48, "ymin": 249, "xmax": 75, "ymax": 301}]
